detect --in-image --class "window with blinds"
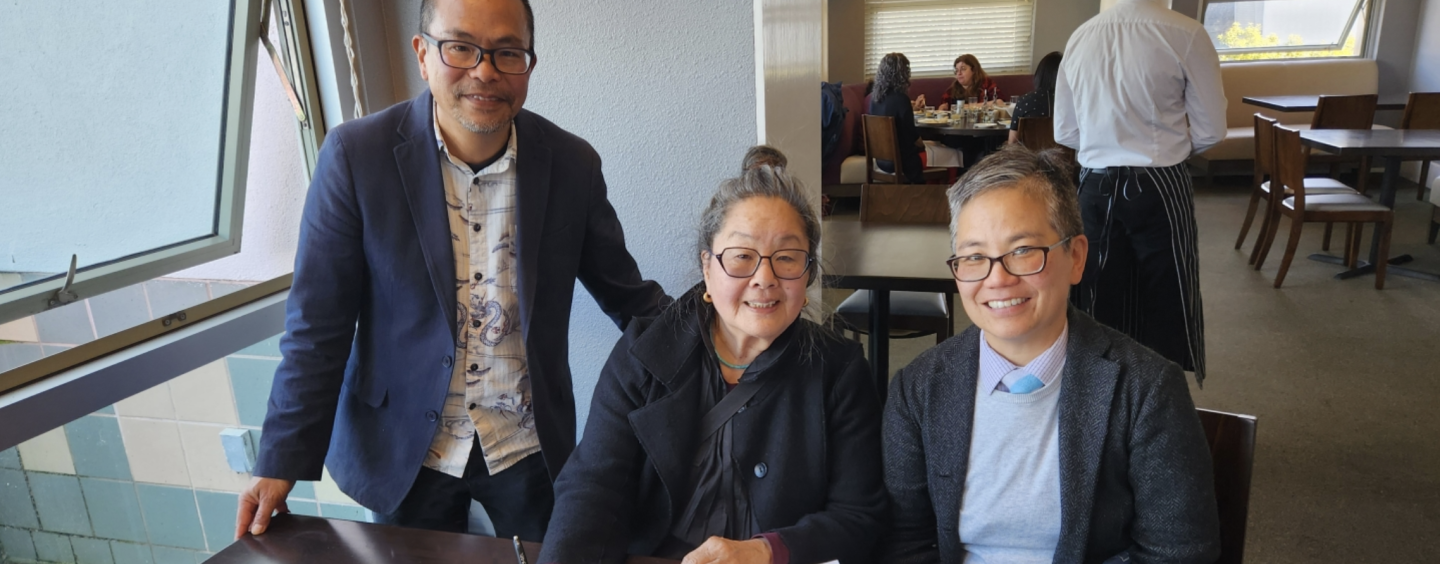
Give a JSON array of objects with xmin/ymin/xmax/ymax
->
[{"xmin": 864, "ymin": 0, "xmax": 1035, "ymax": 79}]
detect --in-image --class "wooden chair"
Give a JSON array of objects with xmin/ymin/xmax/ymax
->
[
  {"xmin": 1312, "ymin": 94, "xmax": 1378, "ymax": 196},
  {"xmin": 861, "ymin": 114, "xmax": 950, "ymax": 185},
  {"xmin": 1236, "ymin": 115, "xmax": 1357, "ymax": 264},
  {"xmin": 1401, "ymin": 92, "xmax": 1440, "ymax": 200},
  {"xmin": 1255, "ymin": 125, "xmax": 1393, "ymax": 289},
  {"xmin": 1016, "ymin": 116, "xmax": 1077, "ymax": 163},
  {"xmin": 835, "ymin": 290, "xmax": 955, "ymax": 345},
  {"xmin": 1197, "ymin": 408, "xmax": 1257, "ymax": 564},
  {"xmin": 1016, "ymin": 116, "xmax": 1060, "ymax": 151}
]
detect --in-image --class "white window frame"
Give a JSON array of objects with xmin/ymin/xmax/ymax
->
[
  {"xmin": 863, "ymin": 0, "xmax": 1037, "ymax": 79},
  {"xmin": 0, "ymin": 0, "xmax": 265, "ymax": 325},
  {"xmin": 1202, "ymin": 0, "xmax": 1372, "ymax": 59}
]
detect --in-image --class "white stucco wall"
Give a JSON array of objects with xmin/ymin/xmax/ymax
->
[
  {"xmin": 0, "ymin": 2, "xmax": 231, "ymax": 274},
  {"xmin": 526, "ymin": 1, "xmax": 759, "ymax": 430}
]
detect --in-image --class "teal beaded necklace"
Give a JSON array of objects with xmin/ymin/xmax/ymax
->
[{"xmin": 712, "ymin": 335, "xmax": 751, "ymax": 370}]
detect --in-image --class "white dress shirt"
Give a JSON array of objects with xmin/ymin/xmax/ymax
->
[
  {"xmin": 423, "ymin": 106, "xmax": 541, "ymax": 478},
  {"xmin": 1054, "ymin": 0, "xmax": 1227, "ymax": 169}
]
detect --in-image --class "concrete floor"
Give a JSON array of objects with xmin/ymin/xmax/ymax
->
[{"xmin": 824, "ymin": 175, "xmax": 1440, "ymax": 563}]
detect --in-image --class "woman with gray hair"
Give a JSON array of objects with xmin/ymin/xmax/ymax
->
[
  {"xmin": 881, "ymin": 145, "xmax": 1220, "ymax": 564},
  {"xmin": 540, "ymin": 163, "xmax": 885, "ymax": 564}
]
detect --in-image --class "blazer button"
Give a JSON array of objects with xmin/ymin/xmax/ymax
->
[
  {"xmin": 425, "ymin": 410, "xmax": 438, "ymax": 422},
  {"xmin": 441, "ymin": 356, "xmax": 453, "ymax": 368},
  {"xmin": 754, "ymin": 462, "xmax": 768, "ymax": 478}
]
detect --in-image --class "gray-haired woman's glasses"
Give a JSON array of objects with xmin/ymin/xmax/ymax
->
[
  {"xmin": 710, "ymin": 248, "xmax": 813, "ymax": 280},
  {"xmin": 421, "ymin": 33, "xmax": 536, "ymax": 74},
  {"xmin": 946, "ymin": 236, "xmax": 1072, "ymax": 282}
]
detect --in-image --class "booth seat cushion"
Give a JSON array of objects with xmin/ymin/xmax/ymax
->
[
  {"xmin": 840, "ymin": 155, "xmax": 869, "ymax": 184},
  {"xmin": 1203, "ymin": 123, "xmax": 1392, "ymax": 163},
  {"xmin": 1200, "ymin": 58, "xmax": 1379, "ymax": 163},
  {"xmin": 1219, "ymin": 58, "xmax": 1379, "ymax": 128}
]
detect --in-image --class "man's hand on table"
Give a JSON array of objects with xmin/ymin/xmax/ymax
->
[
  {"xmin": 236, "ymin": 477, "xmax": 295, "ymax": 539},
  {"xmin": 681, "ymin": 536, "xmax": 772, "ymax": 564}
]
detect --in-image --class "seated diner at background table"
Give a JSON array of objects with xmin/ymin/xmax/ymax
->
[
  {"xmin": 930, "ymin": 54, "xmax": 1000, "ymax": 112},
  {"xmin": 538, "ymin": 160, "xmax": 885, "ymax": 564},
  {"xmin": 1008, "ymin": 51, "xmax": 1063, "ymax": 145},
  {"xmin": 879, "ymin": 145, "xmax": 1221, "ymax": 564},
  {"xmin": 873, "ymin": 52, "xmax": 928, "ymax": 183}
]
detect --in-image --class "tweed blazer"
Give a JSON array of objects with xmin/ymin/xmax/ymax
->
[{"xmin": 880, "ymin": 308, "xmax": 1220, "ymax": 564}]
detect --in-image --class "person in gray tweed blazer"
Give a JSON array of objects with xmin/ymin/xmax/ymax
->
[{"xmin": 880, "ymin": 145, "xmax": 1220, "ymax": 564}]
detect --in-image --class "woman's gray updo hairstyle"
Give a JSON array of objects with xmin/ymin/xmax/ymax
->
[{"xmin": 696, "ymin": 164, "xmax": 822, "ymax": 286}]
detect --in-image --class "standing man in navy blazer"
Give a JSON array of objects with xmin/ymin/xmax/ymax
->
[{"xmin": 235, "ymin": 0, "xmax": 668, "ymax": 542}]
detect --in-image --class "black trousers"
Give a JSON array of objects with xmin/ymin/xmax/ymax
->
[
  {"xmin": 373, "ymin": 448, "xmax": 554, "ymax": 541},
  {"xmin": 1071, "ymin": 164, "xmax": 1207, "ymax": 381}
]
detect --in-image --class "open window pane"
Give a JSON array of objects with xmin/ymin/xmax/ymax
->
[
  {"xmin": 1203, "ymin": 0, "xmax": 1368, "ymax": 61},
  {"xmin": 0, "ymin": 0, "xmax": 262, "ymax": 324},
  {"xmin": 865, "ymin": 0, "xmax": 1036, "ymax": 78}
]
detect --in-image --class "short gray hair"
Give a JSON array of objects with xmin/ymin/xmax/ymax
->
[
  {"xmin": 697, "ymin": 165, "xmax": 821, "ymax": 286},
  {"xmin": 946, "ymin": 144, "xmax": 1082, "ymax": 248}
]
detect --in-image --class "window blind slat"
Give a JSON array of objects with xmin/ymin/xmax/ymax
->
[{"xmin": 864, "ymin": 0, "xmax": 1035, "ymax": 77}]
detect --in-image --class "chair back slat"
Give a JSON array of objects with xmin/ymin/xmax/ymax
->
[
  {"xmin": 1017, "ymin": 117, "xmax": 1059, "ymax": 152},
  {"xmin": 862, "ymin": 114, "xmax": 903, "ymax": 183},
  {"xmin": 1198, "ymin": 408, "xmax": 1258, "ymax": 564},
  {"xmin": 1311, "ymin": 94, "xmax": 1378, "ymax": 130},
  {"xmin": 1401, "ymin": 92, "xmax": 1440, "ymax": 130},
  {"xmin": 1272, "ymin": 125, "xmax": 1309, "ymax": 210},
  {"xmin": 1252, "ymin": 114, "xmax": 1280, "ymax": 177}
]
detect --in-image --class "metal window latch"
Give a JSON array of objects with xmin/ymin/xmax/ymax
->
[{"xmin": 47, "ymin": 254, "xmax": 79, "ymax": 308}]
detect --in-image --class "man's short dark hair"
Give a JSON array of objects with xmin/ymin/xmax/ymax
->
[{"xmin": 420, "ymin": 0, "xmax": 536, "ymax": 50}]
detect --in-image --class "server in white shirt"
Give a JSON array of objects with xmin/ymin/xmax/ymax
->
[{"xmin": 1053, "ymin": 0, "xmax": 1226, "ymax": 383}]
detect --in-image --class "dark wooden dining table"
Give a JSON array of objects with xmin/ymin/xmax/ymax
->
[
  {"xmin": 1242, "ymin": 94, "xmax": 1409, "ymax": 113},
  {"xmin": 822, "ymin": 216, "xmax": 958, "ymax": 399},
  {"xmin": 207, "ymin": 514, "xmax": 677, "ymax": 564},
  {"xmin": 1298, "ymin": 129, "xmax": 1440, "ymax": 282},
  {"xmin": 914, "ymin": 120, "xmax": 1012, "ymax": 138}
]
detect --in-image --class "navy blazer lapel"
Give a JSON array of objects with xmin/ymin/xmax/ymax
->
[
  {"xmin": 394, "ymin": 90, "xmax": 458, "ymax": 342},
  {"xmin": 1055, "ymin": 309, "xmax": 1120, "ymax": 562},
  {"xmin": 512, "ymin": 111, "xmax": 552, "ymax": 341},
  {"xmin": 932, "ymin": 329, "xmax": 980, "ymax": 549}
]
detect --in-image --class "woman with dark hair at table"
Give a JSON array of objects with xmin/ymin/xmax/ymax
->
[
  {"xmin": 939, "ymin": 54, "xmax": 999, "ymax": 112},
  {"xmin": 870, "ymin": 52, "xmax": 926, "ymax": 184},
  {"xmin": 1008, "ymin": 51, "xmax": 1064, "ymax": 145},
  {"xmin": 538, "ymin": 163, "xmax": 885, "ymax": 564}
]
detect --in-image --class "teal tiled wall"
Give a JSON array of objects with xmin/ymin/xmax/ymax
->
[{"xmin": 1, "ymin": 280, "xmax": 371, "ymax": 564}]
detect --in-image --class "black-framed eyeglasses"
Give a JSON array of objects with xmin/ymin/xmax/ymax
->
[
  {"xmin": 421, "ymin": 33, "xmax": 536, "ymax": 75},
  {"xmin": 945, "ymin": 236, "xmax": 1072, "ymax": 282},
  {"xmin": 709, "ymin": 248, "xmax": 813, "ymax": 280}
]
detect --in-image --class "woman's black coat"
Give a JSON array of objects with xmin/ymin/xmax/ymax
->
[{"xmin": 539, "ymin": 299, "xmax": 886, "ymax": 563}]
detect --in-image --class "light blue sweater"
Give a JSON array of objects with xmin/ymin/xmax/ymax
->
[{"xmin": 958, "ymin": 375, "xmax": 1064, "ymax": 563}]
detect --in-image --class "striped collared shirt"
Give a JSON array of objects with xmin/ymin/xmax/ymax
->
[
  {"xmin": 423, "ymin": 105, "xmax": 540, "ymax": 478},
  {"xmin": 977, "ymin": 325, "xmax": 1069, "ymax": 395}
]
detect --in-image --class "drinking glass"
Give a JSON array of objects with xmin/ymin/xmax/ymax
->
[{"xmin": 923, "ymin": 105, "xmax": 935, "ymax": 118}]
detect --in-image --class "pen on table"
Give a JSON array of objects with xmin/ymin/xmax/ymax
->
[{"xmin": 512, "ymin": 535, "xmax": 529, "ymax": 564}]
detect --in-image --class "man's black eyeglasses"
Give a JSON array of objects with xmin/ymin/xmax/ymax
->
[{"xmin": 421, "ymin": 33, "xmax": 536, "ymax": 74}]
